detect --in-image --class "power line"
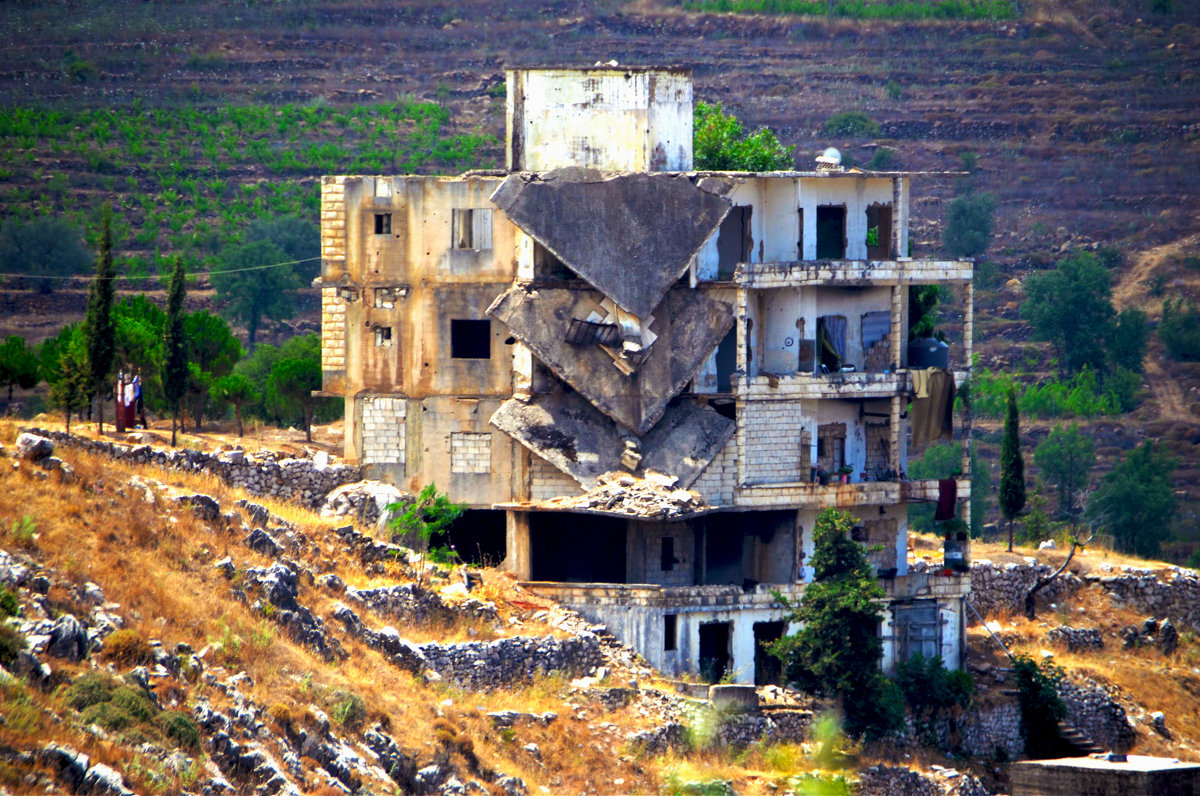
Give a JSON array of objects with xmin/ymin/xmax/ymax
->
[{"xmin": 0, "ymin": 256, "xmax": 321, "ymax": 281}]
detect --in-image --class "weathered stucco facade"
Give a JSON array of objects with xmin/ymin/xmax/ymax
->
[{"xmin": 319, "ymin": 65, "xmax": 973, "ymax": 684}]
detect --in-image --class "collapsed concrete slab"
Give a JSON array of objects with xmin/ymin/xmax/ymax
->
[
  {"xmin": 490, "ymin": 391, "xmax": 734, "ymax": 490},
  {"xmin": 490, "ymin": 170, "xmax": 730, "ymax": 318},
  {"xmin": 488, "ymin": 285, "xmax": 734, "ymax": 435}
]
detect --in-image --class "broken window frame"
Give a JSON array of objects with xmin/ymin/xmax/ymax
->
[
  {"xmin": 865, "ymin": 203, "xmax": 893, "ymax": 260},
  {"xmin": 374, "ymin": 286, "xmax": 408, "ymax": 309},
  {"xmin": 564, "ymin": 318, "xmax": 620, "ymax": 347},
  {"xmin": 373, "ymin": 326, "xmax": 393, "ymax": 348},
  {"xmin": 451, "ymin": 208, "xmax": 493, "ymax": 251}
]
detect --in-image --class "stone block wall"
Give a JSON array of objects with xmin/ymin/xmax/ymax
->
[
  {"xmin": 739, "ymin": 400, "xmax": 806, "ymax": 485},
  {"xmin": 321, "ymin": 287, "xmax": 346, "ymax": 373},
  {"xmin": 360, "ymin": 396, "xmax": 406, "ymax": 467},
  {"xmin": 692, "ymin": 437, "xmax": 736, "ymax": 506},
  {"xmin": 450, "ymin": 432, "xmax": 491, "ymax": 474},
  {"xmin": 530, "ymin": 458, "xmax": 581, "ymax": 501}
]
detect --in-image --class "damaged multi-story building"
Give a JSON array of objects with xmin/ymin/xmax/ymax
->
[{"xmin": 317, "ymin": 65, "xmax": 974, "ymax": 685}]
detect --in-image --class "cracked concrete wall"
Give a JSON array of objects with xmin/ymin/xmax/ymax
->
[{"xmin": 506, "ymin": 67, "xmax": 693, "ymax": 173}]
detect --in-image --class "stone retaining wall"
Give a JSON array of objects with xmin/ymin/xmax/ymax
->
[
  {"xmin": 417, "ymin": 635, "xmax": 603, "ymax": 691},
  {"xmin": 24, "ymin": 428, "xmax": 362, "ymax": 508}
]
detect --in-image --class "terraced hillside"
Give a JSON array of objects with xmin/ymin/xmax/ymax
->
[{"xmin": 1, "ymin": 0, "xmax": 1199, "ymax": 554}]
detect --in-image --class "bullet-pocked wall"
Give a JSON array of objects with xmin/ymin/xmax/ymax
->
[{"xmin": 325, "ymin": 175, "xmax": 523, "ymax": 505}]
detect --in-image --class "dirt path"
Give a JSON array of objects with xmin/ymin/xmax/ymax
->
[{"xmin": 1113, "ymin": 235, "xmax": 1199, "ymax": 423}]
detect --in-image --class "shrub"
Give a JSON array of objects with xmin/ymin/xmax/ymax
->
[
  {"xmin": 896, "ymin": 653, "xmax": 973, "ymax": 743},
  {"xmin": 111, "ymin": 686, "xmax": 158, "ymax": 722},
  {"xmin": 867, "ymin": 147, "xmax": 896, "ymax": 170},
  {"xmin": 821, "ymin": 111, "xmax": 880, "ymax": 138},
  {"xmin": 82, "ymin": 700, "xmax": 136, "ymax": 731},
  {"xmin": 101, "ymin": 629, "xmax": 154, "ymax": 666},
  {"xmin": 0, "ymin": 624, "xmax": 26, "ymax": 668},
  {"xmin": 0, "ymin": 588, "xmax": 18, "ymax": 618},
  {"xmin": 157, "ymin": 710, "xmax": 201, "ymax": 751},
  {"xmin": 64, "ymin": 672, "xmax": 117, "ymax": 710},
  {"xmin": 330, "ymin": 689, "xmax": 366, "ymax": 730},
  {"xmin": 942, "ymin": 192, "xmax": 995, "ymax": 258},
  {"xmin": 1159, "ymin": 298, "xmax": 1200, "ymax": 361},
  {"xmin": 1012, "ymin": 654, "xmax": 1066, "ymax": 751}
]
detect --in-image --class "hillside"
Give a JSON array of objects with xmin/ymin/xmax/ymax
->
[
  {"xmin": 2, "ymin": 420, "xmax": 1200, "ymax": 794},
  {"xmin": 1, "ymin": 0, "xmax": 1199, "ymax": 562}
]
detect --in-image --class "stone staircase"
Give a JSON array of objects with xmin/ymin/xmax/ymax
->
[{"xmin": 1057, "ymin": 719, "xmax": 1104, "ymax": 755}]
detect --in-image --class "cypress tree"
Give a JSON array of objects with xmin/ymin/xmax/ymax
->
[
  {"xmin": 999, "ymin": 387, "xmax": 1026, "ymax": 552},
  {"xmin": 84, "ymin": 206, "xmax": 116, "ymax": 433},
  {"xmin": 162, "ymin": 257, "xmax": 189, "ymax": 446}
]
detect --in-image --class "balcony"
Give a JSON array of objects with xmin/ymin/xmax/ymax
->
[{"xmin": 734, "ymin": 259, "xmax": 973, "ymax": 289}]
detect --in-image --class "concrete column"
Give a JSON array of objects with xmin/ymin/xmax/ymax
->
[
  {"xmin": 890, "ymin": 394, "xmax": 902, "ymax": 477},
  {"xmin": 889, "ymin": 284, "xmax": 903, "ymax": 370},
  {"xmin": 961, "ymin": 281, "xmax": 974, "ymax": 478},
  {"xmin": 730, "ymin": 619, "xmax": 756, "ymax": 685},
  {"xmin": 504, "ymin": 510, "xmax": 532, "ymax": 580},
  {"xmin": 891, "ymin": 177, "xmax": 904, "ymax": 259}
]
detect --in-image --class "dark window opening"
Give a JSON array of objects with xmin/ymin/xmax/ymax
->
[
  {"xmin": 427, "ymin": 509, "xmax": 507, "ymax": 567},
  {"xmin": 754, "ymin": 621, "xmax": 785, "ymax": 686},
  {"xmin": 534, "ymin": 242, "xmax": 573, "ymax": 280},
  {"xmin": 374, "ymin": 326, "xmax": 392, "ymax": 348},
  {"xmin": 797, "ymin": 207, "xmax": 804, "ymax": 260},
  {"xmin": 374, "ymin": 213, "xmax": 392, "ymax": 235},
  {"xmin": 699, "ymin": 622, "xmax": 732, "ymax": 684},
  {"xmin": 717, "ymin": 205, "xmax": 753, "ymax": 278},
  {"xmin": 817, "ymin": 315, "xmax": 848, "ymax": 373},
  {"xmin": 451, "ymin": 319, "xmax": 491, "ymax": 359},
  {"xmin": 664, "ymin": 614, "xmax": 678, "ymax": 652},
  {"xmin": 661, "ymin": 536, "xmax": 676, "ymax": 572},
  {"xmin": 816, "ymin": 205, "xmax": 846, "ymax": 259},
  {"xmin": 866, "ymin": 203, "xmax": 893, "ymax": 260},
  {"xmin": 817, "ymin": 423, "xmax": 847, "ymax": 475},
  {"xmin": 708, "ymin": 398, "xmax": 736, "ymax": 421},
  {"xmin": 531, "ymin": 513, "xmax": 627, "ymax": 583},
  {"xmin": 715, "ymin": 327, "xmax": 737, "ymax": 393}
]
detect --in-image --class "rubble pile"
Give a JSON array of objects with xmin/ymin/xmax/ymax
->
[
  {"xmin": 542, "ymin": 471, "xmax": 704, "ymax": 519},
  {"xmin": 319, "ymin": 479, "xmax": 410, "ymax": 528},
  {"xmin": 1045, "ymin": 625, "xmax": 1105, "ymax": 652}
]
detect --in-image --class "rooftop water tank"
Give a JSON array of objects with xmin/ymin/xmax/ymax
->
[{"xmin": 908, "ymin": 337, "xmax": 949, "ymax": 369}]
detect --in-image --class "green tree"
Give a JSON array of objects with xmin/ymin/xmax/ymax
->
[
  {"xmin": 84, "ymin": 207, "xmax": 117, "ymax": 433},
  {"xmin": 0, "ymin": 216, "xmax": 92, "ymax": 293},
  {"xmin": 266, "ymin": 352, "xmax": 321, "ymax": 441},
  {"xmin": 210, "ymin": 372, "xmax": 259, "ymax": 437},
  {"xmin": 1110, "ymin": 307, "xmax": 1148, "ymax": 374},
  {"xmin": 162, "ymin": 258, "xmax": 189, "ymax": 446},
  {"xmin": 232, "ymin": 342, "xmax": 280, "ymax": 423},
  {"xmin": 1034, "ymin": 424, "xmax": 1095, "ymax": 518},
  {"xmin": 1158, "ymin": 297, "xmax": 1200, "ymax": 361},
  {"xmin": 48, "ymin": 338, "xmax": 89, "ymax": 434},
  {"xmin": 1087, "ymin": 441, "xmax": 1177, "ymax": 558},
  {"xmin": 0, "ymin": 336, "xmax": 39, "ymax": 411},
  {"xmin": 942, "ymin": 192, "xmax": 995, "ymax": 259},
  {"xmin": 183, "ymin": 310, "xmax": 242, "ymax": 430},
  {"xmin": 999, "ymin": 388, "xmax": 1026, "ymax": 552},
  {"xmin": 770, "ymin": 508, "xmax": 904, "ymax": 740},
  {"xmin": 1021, "ymin": 251, "xmax": 1115, "ymax": 376},
  {"xmin": 113, "ymin": 295, "xmax": 166, "ymax": 411},
  {"xmin": 245, "ymin": 216, "xmax": 320, "ymax": 282},
  {"xmin": 693, "ymin": 102, "xmax": 794, "ymax": 171},
  {"xmin": 970, "ymin": 447, "xmax": 989, "ymax": 538},
  {"xmin": 387, "ymin": 483, "xmax": 466, "ymax": 561},
  {"xmin": 211, "ymin": 240, "xmax": 298, "ymax": 349},
  {"xmin": 1012, "ymin": 654, "xmax": 1067, "ymax": 753}
]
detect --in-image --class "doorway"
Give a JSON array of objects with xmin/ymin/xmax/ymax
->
[
  {"xmin": 698, "ymin": 622, "xmax": 732, "ymax": 683},
  {"xmin": 753, "ymin": 621, "xmax": 785, "ymax": 685},
  {"xmin": 816, "ymin": 205, "xmax": 846, "ymax": 259}
]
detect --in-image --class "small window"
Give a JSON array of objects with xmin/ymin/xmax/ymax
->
[
  {"xmin": 374, "ymin": 287, "xmax": 397, "ymax": 309},
  {"xmin": 661, "ymin": 536, "xmax": 676, "ymax": 572},
  {"xmin": 374, "ymin": 213, "xmax": 391, "ymax": 235},
  {"xmin": 452, "ymin": 208, "xmax": 493, "ymax": 250},
  {"xmin": 451, "ymin": 319, "xmax": 491, "ymax": 359},
  {"xmin": 374, "ymin": 326, "xmax": 392, "ymax": 347},
  {"xmin": 664, "ymin": 614, "xmax": 677, "ymax": 652}
]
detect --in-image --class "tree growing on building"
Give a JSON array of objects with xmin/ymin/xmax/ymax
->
[
  {"xmin": 0, "ymin": 336, "xmax": 39, "ymax": 412},
  {"xmin": 1034, "ymin": 423, "xmax": 1095, "ymax": 518},
  {"xmin": 770, "ymin": 507, "xmax": 904, "ymax": 740},
  {"xmin": 1087, "ymin": 441, "xmax": 1177, "ymax": 558},
  {"xmin": 999, "ymin": 388, "xmax": 1026, "ymax": 552},
  {"xmin": 84, "ymin": 207, "xmax": 116, "ymax": 433},
  {"xmin": 693, "ymin": 102, "xmax": 794, "ymax": 172},
  {"xmin": 162, "ymin": 258, "xmax": 189, "ymax": 446}
]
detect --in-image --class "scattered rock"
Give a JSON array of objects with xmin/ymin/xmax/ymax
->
[
  {"xmin": 46, "ymin": 614, "xmax": 88, "ymax": 661},
  {"xmin": 1045, "ymin": 626, "xmax": 1104, "ymax": 653},
  {"xmin": 15, "ymin": 433, "xmax": 53, "ymax": 461}
]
